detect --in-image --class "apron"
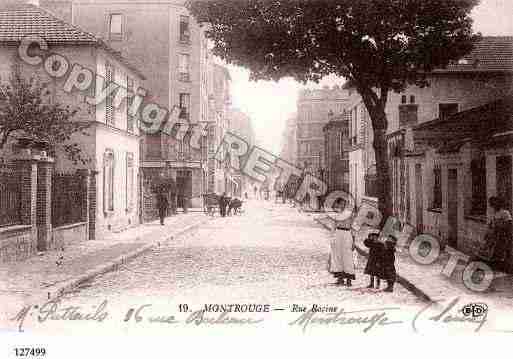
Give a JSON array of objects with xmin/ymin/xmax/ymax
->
[{"xmin": 328, "ymin": 229, "xmax": 355, "ymax": 279}]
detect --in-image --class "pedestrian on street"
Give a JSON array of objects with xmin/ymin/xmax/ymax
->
[
  {"xmin": 328, "ymin": 219, "xmax": 356, "ymax": 286},
  {"xmin": 363, "ymin": 230, "xmax": 383, "ymax": 289},
  {"xmin": 379, "ymin": 235, "xmax": 398, "ymax": 292},
  {"xmin": 219, "ymin": 192, "xmax": 227, "ymax": 217},
  {"xmin": 156, "ymin": 192, "xmax": 169, "ymax": 225},
  {"xmin": 480, "ymin": 196, "xmax": 513, "ymax": 273}
]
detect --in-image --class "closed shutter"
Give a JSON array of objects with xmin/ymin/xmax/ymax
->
[{"xmin": 105, "ymin": 62, "xmax": 115, "ymax": 126}]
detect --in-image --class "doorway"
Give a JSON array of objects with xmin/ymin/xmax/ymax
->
[
  {"xmin": 496, "ymin": 156, "xmax": 512, "ymax": 213},
  {"xmin": 415, "ymin": 164, "xmax": 423, "ymax": 233},
  {"xmin": 176, "ymin": 170, "xmax": 192, "ymax": 209},
  {"xmin": 447, "ymin": 168, "xmax": 458, "ymax": 248}
]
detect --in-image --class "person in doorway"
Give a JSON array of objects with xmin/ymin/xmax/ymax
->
[
  {"xmin": 481, "ymin": 196, "xmax": 513, "ymax": 272},
  {"xmin": 328, "ymin": 219, "xmax": 356, "ymax": 286},
  {"xmin": 156, "ymin": 192, "xmax": 169, "ymax": 225}
]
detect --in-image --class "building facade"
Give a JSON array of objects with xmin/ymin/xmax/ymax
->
[
  {"xmin": 279, "ymin": 114, "xmax": 298, "ymax": 165},
  {"xmin": 206, "ymin": 63, "xmax": 232, "ymax": 196},
  {"xmin": 41, "ymin": 0, "xmax": 212, "ymax": 219},
  {"xmin": 227, "ymin": 107, "xmax": 256, "ymax": 197},
  {"xmin": 296, "ymin": 86, "xmax": 349, "ymax": 172},
  {"xmin": 346, "ymin": 87, "xmax": 377, "ymax": 208},
  {"xmin": 347, "ymin": 37, "xmax": 513, "ymax": 264},
  {"xmin": 322, "ymin": 113, "xmax": 350, "ymax": 193},
  {"xmin": 0, "ymin": 4, "xmax": 144, "ymax": 262}
]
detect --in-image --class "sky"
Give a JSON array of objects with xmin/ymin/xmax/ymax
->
[{"xmin": 225, "ymin": 0, "xmax": 513, "ymax": 155}]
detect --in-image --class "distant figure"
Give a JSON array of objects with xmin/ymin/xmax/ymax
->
[
  {"xmin": 244, "ymin": 191, "xmax": 248, "ymax": 200},
  {"xmin": 219, "ymin": 192, "xmax": 227, "ymax": 217},
  {"xmin": 254, "ymin": 186, "xmax": 258, "ymax": 198},
  {"xmin": 156, "ymin": 193, "xmax": 169, "ymax": 225}
]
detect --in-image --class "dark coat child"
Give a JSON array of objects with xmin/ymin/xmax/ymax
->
[
  {"xmin": 363, "ymin": 232, "xmax": 384, "ymax": 288},
  {"xmin": 380, "ymin": 236, "xmax": 398, "ymax": 292}
]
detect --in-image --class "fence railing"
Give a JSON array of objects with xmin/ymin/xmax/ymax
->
[
  {"xmin": 0, "ymin": 163, "xmax": 21, "ymax": 227},
  {"xmin": 52, "ymin": 173, "xmax": 85, "ymax": 228}
]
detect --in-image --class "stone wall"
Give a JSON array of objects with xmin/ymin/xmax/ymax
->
[{"xmin": 0, "ymin": 226, "xmax": 36, "ymax": 263}]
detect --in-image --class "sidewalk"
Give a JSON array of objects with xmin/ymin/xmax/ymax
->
[
  {"xmin": 0, "ymin": 213, "xmax": 211, "ymax": 314},
  {"xmin": 313, "ymin": 214, "xmax": 513, "ymax": 309}
]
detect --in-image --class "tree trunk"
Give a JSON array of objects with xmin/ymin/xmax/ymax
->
[
  {"xmin": 356, "ymin": 84, "xmax": 394, "ymax": 226},
  {"xmin": 373, "ymin": 126, "xmax": 393, "ymax": 225}
]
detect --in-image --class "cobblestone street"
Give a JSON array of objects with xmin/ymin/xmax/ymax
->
[
  {"xmin": 62, "ymin": 200, "xmax": 420, "ymax": 306},
  {"xmin": 7, "ymin": 200, "xmax": 513, "ymax": 335}
]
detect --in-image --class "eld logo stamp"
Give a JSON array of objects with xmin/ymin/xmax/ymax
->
[{"xmin": 461, "ymin": 303, "xmax": 488, "ymax": 319}]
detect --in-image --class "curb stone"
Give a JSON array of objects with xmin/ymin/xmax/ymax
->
[
  {"xmin": 314, "ymin": 217, "xmax": 433, "ymax": 303},
  {"xmin": 36, "ymin": 217, "xmax": 212, "ymax": 302}
]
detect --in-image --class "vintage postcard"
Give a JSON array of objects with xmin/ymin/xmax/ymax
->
[{"xmin": 1, "ymin": 0, "xmax": 513, "ymax": 357}]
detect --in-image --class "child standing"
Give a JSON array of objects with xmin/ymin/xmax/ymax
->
[
  {"xmin": 380, "ymin": 235, "xmax": 398, "ymax": 292},
  {"xmin": 363, "ymin": 231, "xmax": 383, "ymax": 289}
]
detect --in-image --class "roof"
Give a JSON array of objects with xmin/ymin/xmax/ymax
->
[
  {"xmin": 0, "ymin": 4, "xmax": 145, "ymax": 79},
  {"xmin": 342, "ymin": 37, "xmax": 513, "ymax": 91},
  {"xmin": 412, "ymin": 96, "xmax": 513, "ymax": 149},
  {"xmin": 435, "ymin": 36, "xmax": 513, "ymax": 73}
]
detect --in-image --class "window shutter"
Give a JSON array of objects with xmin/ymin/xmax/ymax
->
[{"xmin": 105, "ymin": 63, "xmax": 115, "ymax": 126}]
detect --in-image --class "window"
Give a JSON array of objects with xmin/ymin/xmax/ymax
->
[
  {"xmin": 399, "ymin": 104, "xmax": 418, "ymax": 127},
  {"xmin": 410, "ymin": 95, "xmax": 416, "ymax": 104},
  {"xmin": 105, "ymin": 62, "xmax": 115, "ymax": 126},
  {"xmin": 126, "ymin": 76, "xmax": 134, "ymax": 132},
  {"xmin": 109, "ymin": 14, "xmax": 123, "ymax": 40},
  {"xmin": 401, "ymin": 95, "xmax": 407, "ymax": 104},
  {"xmin": 145, "ymin": 134, "xmax": 162, "ymax": 159},
  {"xmin": 103, "ymin": 150, "xmax": 115, "ymax": 213},
  {"xmin": 179, "ymin": 15, "xmax": 190, "ymax": 43},
  {"xmin": 179, "ymin": 53, "xmax": 190, "ymax": 81},
  {"xmin": 432, "ymin": 166, "xmax": 442, "ymax": 209},
  {"xmin": 471, "ymin": 157, "xmax": 487, "ymax": 215},
  {"xmin": 439, "ymin": 103, "xmax": 458, "ymax": 121},
  {"xmin": 126, "ymin": 152, "xmax": 134, "ymax": 212},
  {"xmin": 179, "ymin": 93, "xmax": 190, "ymax": 120}
]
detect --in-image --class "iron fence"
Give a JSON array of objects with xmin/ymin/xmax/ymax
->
[{"xmin": 0, "ymin": 163, "xmax": 21, "ymax": 227}]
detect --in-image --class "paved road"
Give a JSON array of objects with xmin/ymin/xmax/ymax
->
[
  {"xmin": 9, "ymin": 201, "xmax": 423, "ymax": 334},
  {"xmin": 66, "ymin": 200, "xmax": 420, "ymax": 304}
]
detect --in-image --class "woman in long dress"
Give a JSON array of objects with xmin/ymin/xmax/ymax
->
[{"xmin": 328, "ymin": 219, "xmax": 356, "ymax": 286}]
